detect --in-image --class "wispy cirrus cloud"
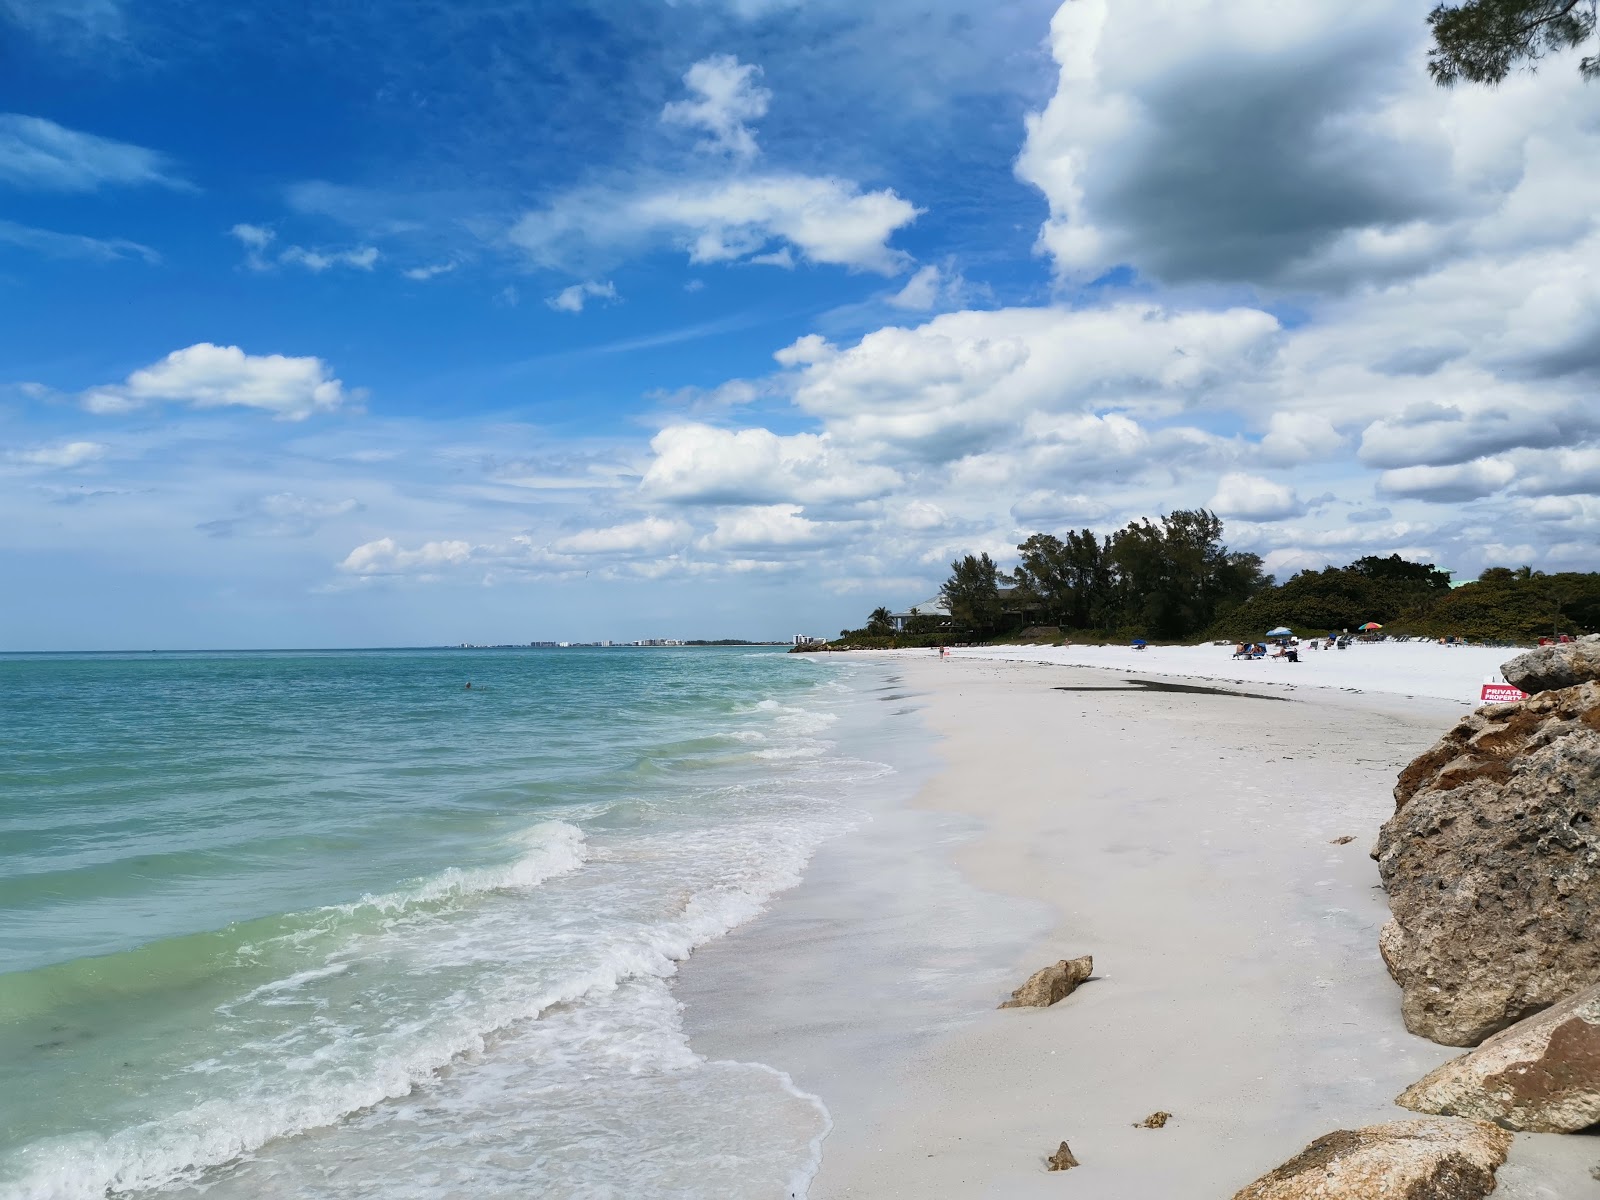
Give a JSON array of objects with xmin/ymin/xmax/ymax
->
[
  {"xmin": 0, "ymin": 218, "xmax": 158, "ymax": 263},
  {"xmin": 0, "ymin": 113, "xmax": 189, "ymax": 192}
]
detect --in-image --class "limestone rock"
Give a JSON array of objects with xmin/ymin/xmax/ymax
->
[
  {"xmin": 999, "ymin": 955, "xmax": 1092, "ymax": 1009},
  {"xmin": 1398, "ymin": 979, "xmax": 1600, "ymax": 1132},
  {"xmin": 1046, "ymin": 1141, "xmax": 1079, "ymax": 1171},
  {"xmin": 1231, "ymin": 1118, "xmax": 1511, "ymax": 1200},
  {"xmin": 1135, "ymin": 1111, "xmax": 1171, "ymax": 1129},
  {"xmin": 1329, "ymin": 835, "xmax": 1355, "ymax": 845},
  {"xmin": 1502, "ymin": 638, "xmax": 1600, "ymax": 695},
  {"xmin": 1375, "ymin": 681, "xmax": 1600, "ymax": 1045}
]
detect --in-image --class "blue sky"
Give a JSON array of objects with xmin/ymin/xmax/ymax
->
[{"xmin": 4, "ymin": 0, "xmax": 1600, "ymax": 649}]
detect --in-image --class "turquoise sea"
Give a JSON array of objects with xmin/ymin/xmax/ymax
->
[{"xmin": 0, "ymin": 647, "xmax": 908, "ymax": 1199}]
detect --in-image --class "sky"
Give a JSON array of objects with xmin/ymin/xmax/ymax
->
[{"xmin": 3, "ymin": 0, "xmax": 1599, "ymax": 649}]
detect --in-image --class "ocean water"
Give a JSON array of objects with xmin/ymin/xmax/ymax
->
[{"xmin": 0, "ymin": 647, "xmax": 910, "ymax": 1200}]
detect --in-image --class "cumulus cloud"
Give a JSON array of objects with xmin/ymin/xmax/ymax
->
[
  {"xmin": 1513, "ymin": 448, "xmax": 1600, "ymax": 498},
  {"xmin": 6, "ymin": 440, "xmax": 108, "ymax": 468},
  {"xmin": 1258, "ymin": 411, "xmax": 1345, "ymax": 466},
  {"xmin": 1015, "ymin": 0, "xmax": 1600, "ymax": 293},
  {"xmin": 510, "ymin": 174, "xmax": 920, "ymax": 276},
  {"xmin": 698, "ymin": 504, "xmax": 835, "ymax": 552},
  {"xmin": 1008, "ymin": 490, "xmax": 1109, "ymax": 525},
  {"xmin": 553, "ymin": 516, "xmax": 690, "ymax": 555},
  {"xmin": 1377, "ymin": 458, "xmax": 1516, "ymax": 503},
  {"xmin": 338, "ymin": 537, "xmax": 475, "ymax": 576},
  {"xmin": 779, "ymin": 303, "xmax": 1279, "ymax": 459},
  {"xmin": 1358, "ymin": 401, "xmax": 1594, "ymax": 469},
  {"xmin": 640, "ymin": 423, "xmax": 901, "ymax": 505},
  {"xmin": 0, "ymin": 113, "xmax": 189, "ymax": 192},
  {"xmin": 1208, "ymin": 472, "xmax": 1305, "ymax": 520},
  {"xmin": 81, "ymin": 343, "xmax": 353, "ymax": 420},
  {"xmin": 661, "ymin": 55, "xmax": 770, "ymax": 160},
  {"xmin": 546, "ymin": 280, "xmax": 619, "ymax": 313}
]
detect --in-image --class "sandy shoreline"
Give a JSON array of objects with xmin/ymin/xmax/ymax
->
[{"xmin": 678, "ymin": 653, "xmax": 1595, "ymax": 1198}]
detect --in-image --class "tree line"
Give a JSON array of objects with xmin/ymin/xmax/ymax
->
[{"xmin": 828, "ymin": 513, "xmax": 1600, "ymax": 648}]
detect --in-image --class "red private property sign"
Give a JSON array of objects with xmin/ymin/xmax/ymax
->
[{"xmin": 1480, "ymin": 683, "xmax": 1530, "ymax": 704}]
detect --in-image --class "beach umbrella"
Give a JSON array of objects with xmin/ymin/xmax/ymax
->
[
  {"xmin": 1359, "ymin": 622, "xmax": 1382, "ymax": 631},
  {"xmin": 1131, "ymin": 637, "xmax": 1147, "ymax": 646},
  {"xmin": 1266, "ymin": 626, "xmax": 1293, "ymax": 637}
]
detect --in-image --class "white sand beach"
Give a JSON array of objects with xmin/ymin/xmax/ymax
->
[{"xmin": 679, "ymin": 648, "xmax": 1596, "ymax": 1198}]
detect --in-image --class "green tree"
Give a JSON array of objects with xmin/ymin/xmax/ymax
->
[
  {"xmin": 941, "ymin": 553, "xmax": 1003, "ymax": 638},
  {"xmin": 865, "ymin": 606, "xmax": 894, "ymax": 636},
  {"xmin": 1105, "ymin": 510, "xmax": 1269, "ymax": 639},
  {"xmin": 1428, "ymin": 0, "xmax": 1599, "ymax": 85}
]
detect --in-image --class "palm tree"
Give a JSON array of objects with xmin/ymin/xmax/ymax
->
[{"xmin": 866, "ymin": 606, "xmax": 894, "ymax": 636}]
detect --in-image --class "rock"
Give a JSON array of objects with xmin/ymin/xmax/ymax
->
[
  {"xmin": 1135, "ymin": 1111, "xmax": 1171, "ymax": 1128},
  {"xmin": 1375, "ymin": 681, "xmax": 1600, "ymax": 1045},
  {"xmin": 1046, "ymin": 1141, "xmax": 1080, "ymax": 1171},
  {"xmin": 1502, "ymin": 639, "xmax": 1600, "ymax": 695},
  {"xmin": 1230, "ymin": 1118, "xmax": 1511, "ymax": 1200},
  {"xmin": 999, "ymin": 955, "xmax": 1093, "ymax": 1009},
  {"xmin": 1397, "ymin": 979, "xmax": 1600, "ymax": 1131},
  {"xmin": 1329, "ymin": 835, "xmax": 1355, "ymax": 845}
]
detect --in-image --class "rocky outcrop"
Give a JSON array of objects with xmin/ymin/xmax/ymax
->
[
  {"xmin": 1375, "ymin": 680, "xmax": 1600, "ymax": 1045},
  {"xmin": 1398, "ymin": 979, "xmax": 1600, "ymax": 1132},
  {"xmin": 999, "ymin": 955, "xmax": 1092, "ymax": 1009},
  {"xmin": 1046, "ymin": 1141, "xmax": 1080, "ymax": 1171},
  {"xmin": 1230, "ymin": 1118, "xmax": 1511, "ymax": 1200},
  {"xmin": 1135, "ymin": 1111, "xmax": 1171, "ymax": 1129},
  {"xmin": 1501, "ymin": 636, "xmax": 1600, "ymax": 695}
]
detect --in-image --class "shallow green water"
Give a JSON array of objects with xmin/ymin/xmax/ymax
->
[{"xmin": 0, "ymin": 647, "xmax": 901, "ymax": 1199}]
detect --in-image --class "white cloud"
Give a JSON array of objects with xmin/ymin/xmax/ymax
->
[
  {"xmin": 338, "ymin": 537, "xmax": 475, "ymax": 576},
  {"xmin": 7, "ymin": 440, "xmax": 108, "ymax": 468},
  {"xmin": 279, "ymin": 244, "xmax": 379, "ymax": 273},
  {"xmin": 82, "ymin": 343, "xmax": 354, "ymax": 420},
  {"xmin": 0, "ymin": 113, "xmax": 189, "ymax": 192},
  {"xmin": 1258, "ymin": 411, "xmax": 1345, "ymax": 466},
  {"xmin": 661, "ymin": 55, "xmax": 771, "ymax": 160},
  {"xmin": 200, "ymin": 492, "xmax": 361, "ymax": 538},
  {"xmin": 1377, "ymin": 458, "xmax": 1517, "ymax": 503},
  {"xmin": 1208, "ymin": 472, "xmax": 1304, "ymax": 520},
  {"xmin": 699, "ymin": 504, "xmax": 833, "ymax": 552},
  {"xmin": 554, "ymin": 516, "xmax": 690, "ymax": 555},
  {"xmin": 510, "ymin": 174, "xmax": 920, "ymax": 276},
  {"xmin": 0, "ymin": 218, "xmax": 158, "ymax": 263},
  {"xmin": 1513, "ymin": 448, "xmax": 1600, "ymax": 498},
  {"xmin": 229, "ymin": 224, "xmax": 379, "ymax": 273},
  {"xmin": 1358, "ymin": 401, "xmax": 1592, "ymax": 469},
  {"xmin": 779, "ymin": 303, "xmax": 1279, "ymax": 459},
  {"xmin": 1009, "ymin": 490, "xmax": 1109, "ymax": 526},
  {"xmin": 403, "ymin": 262, "xmax": 456, "ymax": 281},
  {"xmin": 640, "ymin": 423, "xmax": 900, "ymax": 505},
  {"xmin": 230, "ymin": 223, "xmax": 272, "ymax": 250},
  {"xmin": 1015, "ymin": 0, "xmax": 1600, "ymax": 297},
  {"xmin": 546, "ymin": 280, "xmax": 619, "ymax": 313},
  {"xmin": 888, "ymin": 264, "xmax": 942, "ymax": 311}
]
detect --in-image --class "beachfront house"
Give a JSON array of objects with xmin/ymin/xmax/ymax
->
[{"xmin": 889, "ymin": 595, "xmax": 951, "ymax": 633}]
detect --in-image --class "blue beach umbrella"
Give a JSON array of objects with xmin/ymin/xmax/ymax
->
[
  {"xmin": 1266, "ymin": 626, "xmax": 1293, "ymax": 637},
  {"xmin": 1131, "ymin": 637, "xmax": 1147, "ymax": 646}
]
